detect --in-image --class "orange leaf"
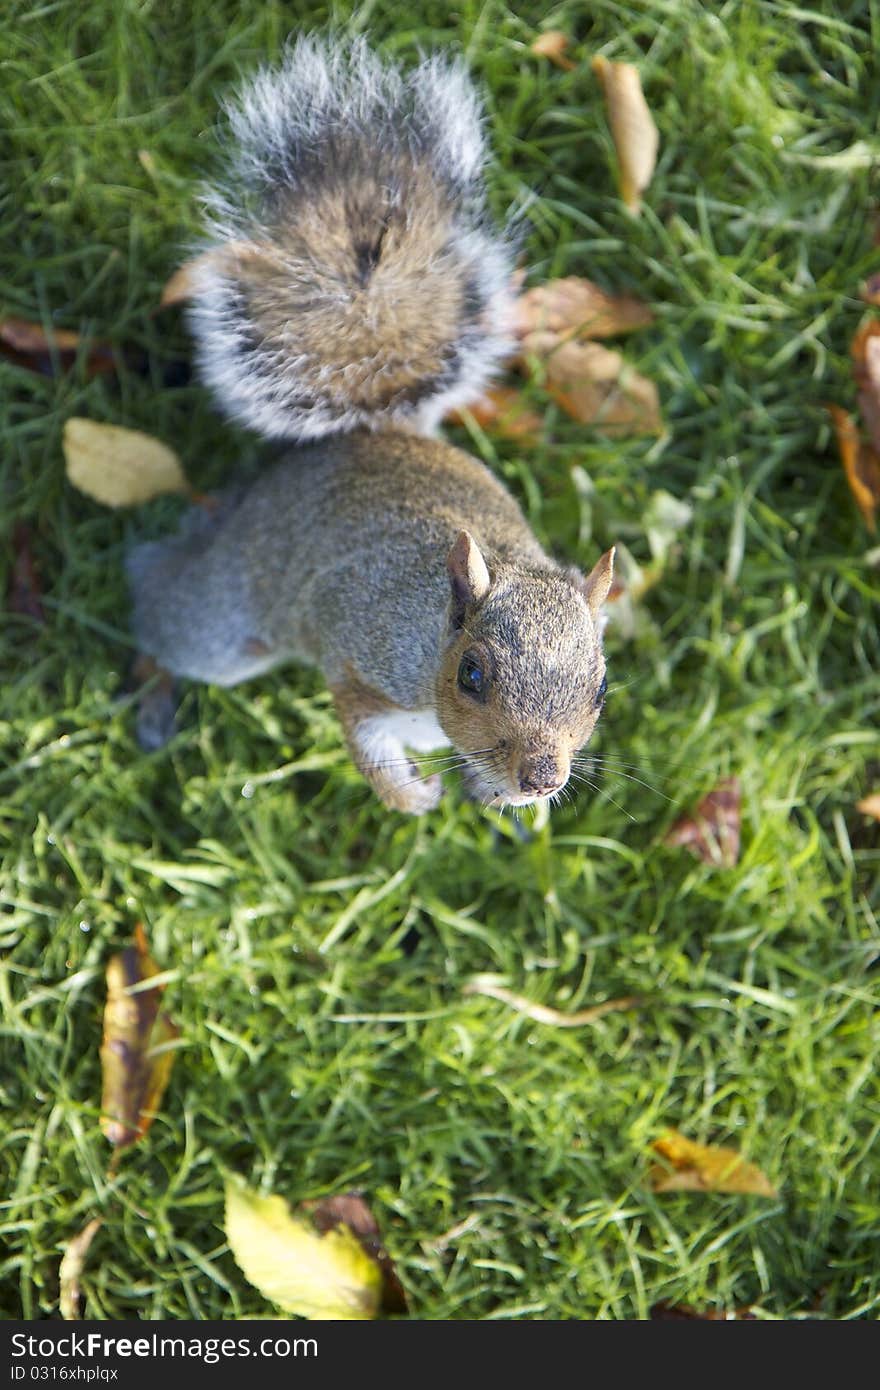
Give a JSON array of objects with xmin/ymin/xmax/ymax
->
[
  {"xmin": 648, "ymin": 1130, "xmax": 777, "ymax": 1197},
  {"xmin": 664, "ymin": 776, "xmax": 741, "ymax": 868},
  {"xmin": 513, "ymin": 277, "xmax": 653, "ymax": 341},
  {"xmin": 447, "ymin": 386, "xmax": 543, "ymax": 442},
  {"xmin": 827, "ymin": 403, "xmax": 880, "ymax": 532},
  {"xmin": 856, "ymin": 792, "xmax": 880, "ymax": 821},
  {"xmin": 530, "ymin": 32, "xmax": 576, "ymax": 70},
  {"xmin": 591, "ymin": 56, "xmax": 659, "ymax": 214}
]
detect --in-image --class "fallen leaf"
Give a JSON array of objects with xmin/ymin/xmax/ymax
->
[
  {"xmin": 513, "ymin": 277, "xmax": 654, "ymax": 341},
  {"xmin": 447, "ymin": 386, "xmax": 543, "ymax": 442},
  {"xmin": 591, "ymin": 55, "xmax": 659, "ymax": 214},
  {"xmin": 64, "ymin": 418, "xmax": 191, "ymax": 508},
  {"xmin": 59, "ymin": 1219, "xmax": 102, "ymax": 1320},
  {"xmin": 860, "ymin": 273, "xmax": 880, "ymax": 307},
  {"xmin": 0, "ymin": 317, "xmax": 117, "ymax": 378},
  {"xmin": 648, "ymin": 1130, "xmax": 777, "ymax": 1197},
  {"xmin": 664, "ymin": 776, "xmax": 741, "ymax": 868},
  {"xmin": 305, "ymin": 1193, "xmax": 408, "ymax": 1315},
  {"xmin": 8, "ymin": 523, "xmax": 46, "ymax": 624},
  {"xmin": 650, "ymin": 1300, "xmax": 756, "ymax": 1320},
  {"xmin": 530, "ymin": 31, "xmax": 576, "ymax": 70},
  {"xmin": 856, "ymin": 792, "xmax": 880, "ymax": 820},
  {"xmin": 522, "ymin": 331, "xmax": 662, "ymax": 435},
  {"xmin": 159, "ymin": 241, "xmax": 280, "ymax": 308},
  {"xmin": 463, "ymin": 979, "xmax": 640, "ymax": 1027},
  {"xmin": 827, "ymin": 403, "xmax": 880, "ymax": 533},
  {"xmin": 100, "ymin": 924, "xmax": 179, "ymax": 1151},
  {"xmin": 224, "ymin": 1179, "xmax": 382, "ymax": 1320}
]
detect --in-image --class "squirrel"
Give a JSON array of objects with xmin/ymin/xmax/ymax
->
[{"xmin": 128, "ymin": 36, "xmax": 616, "ymax": 815}]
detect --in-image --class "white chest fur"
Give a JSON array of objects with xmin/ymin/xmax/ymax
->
[{"xmin": 359, "ymin": 708, "xmax": 448, "ymax": 754}]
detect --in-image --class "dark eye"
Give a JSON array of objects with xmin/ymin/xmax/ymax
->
[
  {"xmin": 458, "ymin": 654, "xmax": 486, "ymax": 697},
  {"xmin": 595, "ymin": 674, "xmax": 608, "ymax": 708}
]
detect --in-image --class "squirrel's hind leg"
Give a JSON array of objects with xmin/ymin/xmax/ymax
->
[{"xmin": 330, "ymin": 674, "xmax": 446, "ymax": 815}]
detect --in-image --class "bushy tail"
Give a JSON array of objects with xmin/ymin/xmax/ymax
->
[{"xmin": 188, "ymin": 35, "xmax": 516, "ymax": 442}]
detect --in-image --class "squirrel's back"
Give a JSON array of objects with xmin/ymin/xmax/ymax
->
[{"xmin": 191, "ymin": 36, "xmax": 515, "ymax": 441}]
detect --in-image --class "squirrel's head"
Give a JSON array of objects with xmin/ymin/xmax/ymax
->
[{"xmin": 436, "ymin": 531, "xmax": 615, "ymax": 808}]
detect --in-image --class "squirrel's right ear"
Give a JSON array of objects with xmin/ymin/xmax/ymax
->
[
  {"xmin": 580, "ymin": 547, "xmax": 616, "ymax": 617},
  {"xmin": 447, "ymin": 530, "xmax": 492, "ymax": 626}
]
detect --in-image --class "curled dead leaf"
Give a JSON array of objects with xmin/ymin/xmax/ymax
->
[
  {"xmin": 827, "ymin": 403, "xmax": 880, "ymax": 533},
  {"xmin": 648, "ymin": 1129, "xmax": 777, "ymax": 1197},
  {"xmin": 464, "ymin": 979, "xmax": 640, "ymax": 1027},
  {"xmin": 522, "ymin": 331, "xmax": 662, "ymax": 436},
  {"xmin": 64, "ymin": 418, "xmax": 191, "ymax": 509},
  {"xmin": 591, "ymin": 55, "xmax": 659, "ymax": 214},
  {"xmin": 530, "ymin": 31, "xmax": 576, "ymax": 70},
  {"xmin": 0, "ymin": 317, "xmax": 117, "ymax": 378},
  {"xmin": 513, "ymin": 277, "xmax": 654, "ymax": 341},
  {"xmin": 59, "ymin": 1219, "xmax": 102, "ymax": 1320},
  {"xmin": 664, "ymin": 776, "xmax": 741, "ymax": 868},
  {"xmin": 100, "ymin": 924, "xmax": 178, "ymax": 1151}
]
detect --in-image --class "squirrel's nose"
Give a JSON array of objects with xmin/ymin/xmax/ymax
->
[{"xmin": 518, "ymin": 757, "xmax": 564, "ymax": 797}]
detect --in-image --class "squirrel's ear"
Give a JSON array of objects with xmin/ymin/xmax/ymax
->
[
  {"xmin": 447, "ymin": 530, "xmax": 492, "ymax": 623},
  {"xmin": 580, "ymin": 547, "xmax": 616, "ymax": 617}
]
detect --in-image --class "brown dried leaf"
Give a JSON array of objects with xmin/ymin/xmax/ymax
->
[
  {"xmin": 59, "ymin": 1218, "xmax": 102, "ymax": 1320},
  {"xmin": 530, "ymin": 31, "xmax": 576, "ymax": 70},
  {"xmin": 591, "ymin": 56, "xmax": 659, "ymax": 214},
  {"xmin": 856, "ymin": 792, "xmax": 880, "ymax": 820},
  {"xmin": 447, "ymin": 386, "xmax": 543, "ymax": 442},
  {"xmin": 64, "ymin": 418, "xmax": 191, "ymax": 508},
  {"xmin": 664, "ymin": 776, "xmax": 741, "ymax": 868},
  {"xmin": 827, "ymin": 403, "xmax": 880, "ymax": 533},
  {"xmin": 100, "ymin": 924, "xmax": 178, "ymax": 1151},
  {"xmin": 513, "ymin": 277, "xmax": 654, "ymax": 341},
  {"xmin": 305, "ymin": 1194, "xmax": 408, "ymax": 1315},
  {"xmin": 648, "ymin": 1130, "xmax": 777, "ymax": 1197},
  {"xmin": 463, "ymin": 979, "xmax": 640, "ymax": 1028},
  {"xmin": 523, "ymin": 332, "xmax": 662, "ymax": 436},
  {"xmin": 8, "ymin": 523, "xmax": 46, "ymax": 624},
  {"xmin": 0, "ymin": 317, "xmax": 117, "ymax": 378}
]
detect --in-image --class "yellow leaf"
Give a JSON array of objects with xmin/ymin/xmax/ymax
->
[
  {"xmin": 592, "ymin": 55, "xmax": 659, "ymax": 214},
  {"xmin": 224, "ymin": 1179, "xmax": 383, "ymax": 1320},
  {"xmin": 446, "ymin": 386, "xmax": 543, "ymax": 442},
  {"xmin": 648, "ymin": 1130, "xmax": 777, "ymax": 1197},
  {"xmin": 64, "ymin": 418, "xmax": 190, "ymax": 508}
]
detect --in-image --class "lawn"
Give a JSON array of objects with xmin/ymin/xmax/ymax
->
[{"xmin": 1, "ymin": 0, "xmax": 879, "ymax": 1321}]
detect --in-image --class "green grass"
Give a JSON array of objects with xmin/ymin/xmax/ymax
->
[{"xmin": 2, "ymin": 0, "xmax": 880, "ymax": 1321}]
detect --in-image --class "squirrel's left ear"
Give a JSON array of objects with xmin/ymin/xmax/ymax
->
[
  {"xmin": 447, "ymin": 530, "xmax": 492, "ymax": 627},
  {"xmin": 579, "ymin": 547, "xmax": 616, "ymax": 617}
]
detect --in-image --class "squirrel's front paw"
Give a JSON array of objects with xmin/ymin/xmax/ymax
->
[{"xmin": 379, "ymin": 768, "xmax": 443, "ymax": 815}]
